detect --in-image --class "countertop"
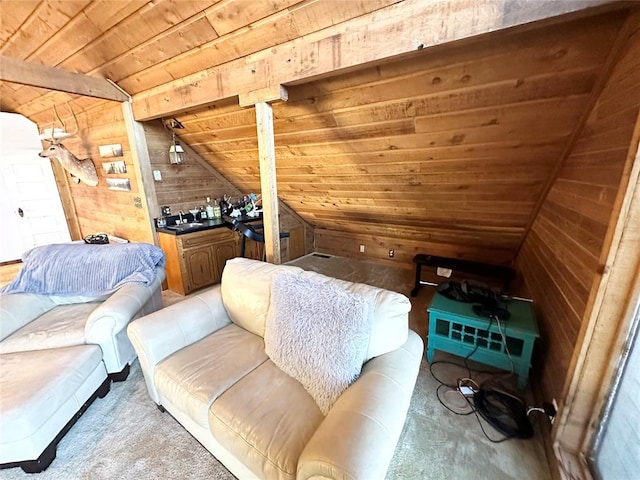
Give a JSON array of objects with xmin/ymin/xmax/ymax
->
[{"xmin": 155, "ymin": 214, "xmax": 262, "ymax": 236}]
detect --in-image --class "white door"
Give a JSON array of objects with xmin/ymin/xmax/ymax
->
[{"xmin": 0, "ymin": 113, "xmax": 71, "ymax": 262}]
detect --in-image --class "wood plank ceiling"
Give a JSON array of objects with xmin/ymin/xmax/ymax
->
[{"xmin": 0, "ymin": 1, "xmax": 629, "ymax": 264}]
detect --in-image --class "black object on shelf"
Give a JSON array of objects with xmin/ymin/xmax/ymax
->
[
  {"xmin": 231, "ymin": 219, "xmax": 289, "ymax": 261},
  {"xmin": 411, "ymin": 254, "xmax": 516, "ymax": 297}
]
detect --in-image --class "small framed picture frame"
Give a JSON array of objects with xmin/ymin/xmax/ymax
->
[
  {"xmin": 102, "ymin": 160, "xmax": 127, "ymax": 175},
  {"xmin": 99, "ymin": 144, "xmax": 123, "ymax": 158},
  {"xmin": 106, "ymin": 178, "xmax": 131, "ymax": 191}
]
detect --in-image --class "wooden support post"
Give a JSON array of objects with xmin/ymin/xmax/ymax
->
[
  {"xmin": 255, "ymin": 101, "xmax": 281, "ymax": 264},
  {"xmin": 121, "ymin": 101, "xmax": 159, "ymax": 245}
]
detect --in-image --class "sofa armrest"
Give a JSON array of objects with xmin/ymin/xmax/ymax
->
[
  {"xmin": 85, "ymin": 267, "xmax": 165, "ymax": 338},
  {"xmin": 298, "ymin": 330, "xmax": 424, "ymax": 480},
  {"xmin": 84, "ymin": 268, "xmax": 165, "ymax": 373},
  {"xmin": 84, "ymin": 270, "xmax": 162, "ymax": 345},
  {"xmin": 86, "ymin": 285, "xmax": 152, "ymax": 339},
  {"xmin": 127, "ymin": 285, "xmax": 232, "ymax": 404}
]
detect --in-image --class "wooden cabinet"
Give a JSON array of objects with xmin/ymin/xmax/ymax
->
[
  {"xmin": 158, "ymin": 228, "xmax": 238, "ymax": 295},
  {"xmin": 212, "ymin": 238, "xmax": 237, "ymax": 281}
]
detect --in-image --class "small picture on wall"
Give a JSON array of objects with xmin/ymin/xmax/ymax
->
[
  {"xmin": 102, "ymin": 160, "xmax": 127, "ymax": 175},
  {"xmin": 99, "ymin": 143, "xmax": 123, "ymax": 158},
  {"xmin": 106, "ymin": 178, "xmax": 131, "ymax": 191}
]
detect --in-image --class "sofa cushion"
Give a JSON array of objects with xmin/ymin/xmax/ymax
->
[
  {"xmin": 0, "ymin": 303, "xmax": 100, "ymax": 354},
  {"xmin": 265, "ymin": 272, "xmax": 373, "ymax": 415},
  {"xmin": 220, "ymin": 258, "xmax": 303, "ymax": 337},
  {"xmin": 209, "ymin": 360, "xmax": 324, "ymax": 480},
  {"xmin": 220, "ymin": 258, "xmax": 412, "ymax": 361},
  {"xmin": 155, "ymin": 324, "xmax": 268, "ymax": 428}
]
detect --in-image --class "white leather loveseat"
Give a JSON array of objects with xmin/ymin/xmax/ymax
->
[
  {"xmin": 0, "ymin": 243, "xmax": 166, "ymax": 473},
  {"xmin": 128, "ymin": 257, "xmax": 423, "ymax": 480}
]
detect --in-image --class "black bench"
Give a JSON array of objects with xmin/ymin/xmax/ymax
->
[{"xmin": 410, "ymin": 254, "xmax": 516, "ymax": 297}]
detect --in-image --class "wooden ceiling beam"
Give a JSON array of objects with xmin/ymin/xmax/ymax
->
[
  {"xmin": 0, "ymin": 56, "xmax": 130, "ymax": 102},
  {"xmin": 131, "ymin": 0, "xmax": 617, "ymax": 121}
]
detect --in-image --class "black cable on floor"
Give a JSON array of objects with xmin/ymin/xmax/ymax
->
[{"xmin": 428, "ymin": 308, "xmax": 523, "ymax": 443}]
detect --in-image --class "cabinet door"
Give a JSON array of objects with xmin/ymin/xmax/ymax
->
[
  {"xmin": 213, "ymin": 240, "xmax": 237, "ymax": 283},
  {"xmin": 184, "ymin": 247, "xmax": 216, "ymax": 293}
]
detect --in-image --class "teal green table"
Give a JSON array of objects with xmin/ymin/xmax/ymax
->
[{"xmin": 427, "ymin": 293, "xmax": 539, "ymax": 389}]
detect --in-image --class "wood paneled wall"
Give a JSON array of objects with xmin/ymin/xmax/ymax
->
[
  {"xmin": 29, "ymin": 101, "xmax": 154, "ymax": 244},
  {"xmin": 142, "ymin": 120, "xmax": 311, "ymax": 260},
  {"xmin": 314, "ymin": 228, "xmax": 514, "ymax": 267},
  {"xmin": 0, "ymin": 0, "xmax": 397, "ymax": 119},
  {"xmin": 176, "ymin": 11, "xmax": 625, "ymax": 266},
  {"xmin": 516, "ymin": 26, "xmax": 640, "ymax": 404},
  {"xmin": 2, "ymin": 3, "xmax": 630, "ymax": 270},
  {"xmin": 144, "ymin": 120, "xmax": 236, "ymax": 218},
  {"xmin": 19, "ymin": 99, "xmax": 312, "ymax": 259}
]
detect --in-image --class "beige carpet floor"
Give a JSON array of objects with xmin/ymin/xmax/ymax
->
[{"xmin": 2, "ymin": 254, "xmax": 552, "ymax": 479}]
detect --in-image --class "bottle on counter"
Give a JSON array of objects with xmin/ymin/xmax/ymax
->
[
  {"xmin": 205, "ymin": 197, "xmax": 215, "ymax": 219},
  {"xmin": 213, "ymin": 199, "xmax": 222, "ymax": 219},
  {"xmin": 219, "ymin": 198, "xmax": 228, "ymax": 215},
  {"xmin": 199, "ymin": 205, "xmax": 207, "ymax": 219}
]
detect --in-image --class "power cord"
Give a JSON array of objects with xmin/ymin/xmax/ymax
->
[
  {"xmin": 429, "ymin": 306, "xmax": 538, "ymax": 442},
  {"xmin": 493, "ymin": 314, "xmax": 515, "ymax": 374},
  {"xmin": 430, "ymin": 363, "xmax": 517, "ymax": 442}
]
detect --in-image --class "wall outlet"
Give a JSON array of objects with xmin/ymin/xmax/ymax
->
[
  {"xmin": 389, "ymin": 249, "xmax": 394, "ymax": 258},
  {"xmin": 359, "ymin": 244, "xmax": 365, "ymax": 253}
]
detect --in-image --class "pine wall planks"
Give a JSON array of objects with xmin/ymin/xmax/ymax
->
[
  {"xmin": 2, "ymin": 3, "xmax": 630, "ymax": 269},
  {"xmin": 176, "ymin": 11, "xmax": 625, "ymax": 266},
  {"xmin": 0, "ymin": 0, "xmax": 396, "ymax": 118},
  {"xmin": 143, "ymin": 120, "xmax": 235, "ymax": 218},
  {"xmin": 29, "ymin": 100, "xmax": 154, "ymax": 243},
  {"xmin": 516, "ymin": 27, "xmax": 640, "ymax": 404},
  {"xmin": 143, "ymin": 120, "xmax": 310, "ymax": 261}
]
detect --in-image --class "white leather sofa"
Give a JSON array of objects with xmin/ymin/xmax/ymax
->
[
  {"xmin": 128, "ymin": 258, "xmax": 423, "ymax": 480},
  {"xmin": 0, "ymin": 265, "xmax": 165, "ymax": 473}
]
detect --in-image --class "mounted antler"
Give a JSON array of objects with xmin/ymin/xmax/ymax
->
[{"xmin": 39, "ymin": 142, "xmax": 99, "ymax": 187}]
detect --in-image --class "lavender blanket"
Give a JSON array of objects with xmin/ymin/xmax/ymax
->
[{"xmin": 1, "ymin": 243, "xmax": 166, "ymax": 296}]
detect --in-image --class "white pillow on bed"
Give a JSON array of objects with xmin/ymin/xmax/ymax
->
[{"xmin": 264, "ymin": 272, "xmax": 373, "ymax": 415}]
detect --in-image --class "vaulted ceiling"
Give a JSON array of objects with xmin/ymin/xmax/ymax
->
[{"xmin": 0, "ymin": 0, "xmax": 632, "ymax": 264}]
